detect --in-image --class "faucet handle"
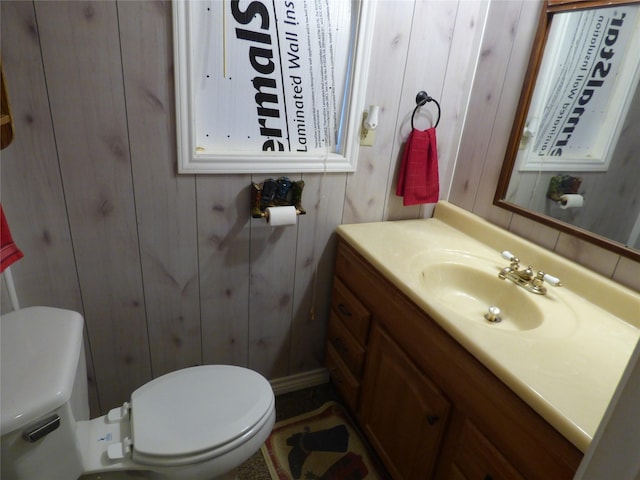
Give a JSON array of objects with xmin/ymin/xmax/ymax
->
[
  {"xmin": 501, "ymin": 250, "xmax": 520, "ymax": 266},
  {"xmin": 542, "ymin": 272, "xmax": 562, "ymax": 287},
  {"xmin": 536, "ymin": 271, "xmax": 562, "ymax": 287},
  {"xmin": 501, "ymin": 250, "xmax": 516, "ymax": 261}
]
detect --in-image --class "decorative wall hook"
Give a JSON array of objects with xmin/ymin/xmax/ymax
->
[
  {"xmin": 411, "ymin": 90, "xmax": 441, "ymax": 130},
  {"xmin": 251, "ymin": 177, "xmax": 306, "ymax": 218}
]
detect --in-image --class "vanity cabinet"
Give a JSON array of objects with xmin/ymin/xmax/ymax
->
[{"xmin": 327, "ymin": 239, "xmax": 583, "ymax": 480}]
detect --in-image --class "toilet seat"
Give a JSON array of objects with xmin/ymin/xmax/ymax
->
[{"xmin": 125, "ymin": 365, "xmax": 274, "ymax": 467}]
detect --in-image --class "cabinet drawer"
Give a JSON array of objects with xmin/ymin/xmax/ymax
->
[
  {"xmin": 328, "ymin": 312, "xmax": 366, "ymax": 377},
  {"xmin": 326, "ymin": 342, "xmax": 360, "ymax": 411},
  {"xmin": 452, "ymin": 420, "xmax": 525, "ymax": 480},
  {"xmin": 331, "ymin": 276, "xmax": 371, "ymax": 344}
]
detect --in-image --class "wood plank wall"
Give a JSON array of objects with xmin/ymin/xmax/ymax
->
[{"xmin": 0, "ymin": 0, "xmax": 486, "ymax": 416}]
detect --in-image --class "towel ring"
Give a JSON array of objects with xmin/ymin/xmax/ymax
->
[{"xmin": 411, "ymin": 91, "xmax": 441, "ymax": 130}]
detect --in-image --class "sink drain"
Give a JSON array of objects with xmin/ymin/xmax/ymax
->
[{"xmin": 484, "ymin": 305, "xmax": 502, "ymax": 323}]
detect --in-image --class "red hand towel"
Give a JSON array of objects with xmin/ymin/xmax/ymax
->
[
  {"xmin": 1, "ymin": 204, "xmax": 24, "ymax": 272},
  {"xmin": 396, "ymin": 127, "xmax": 439, "ymax": 206}
]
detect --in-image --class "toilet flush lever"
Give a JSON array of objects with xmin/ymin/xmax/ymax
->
[
  {"xmin": 22, "ymin": 414, "xmax": 60, "ymax": 443},
  {"xmin": 107, "ymin": 401, "xmax": 130, "ymax": 423}
]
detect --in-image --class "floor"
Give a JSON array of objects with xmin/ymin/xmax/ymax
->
[
  {"xmin": 79, "ymin": 383, "xmax": 340, "ymax": 480},
  {"xmin": 238, "ymin": 383, "xmax": 340, "ymax": 479}
]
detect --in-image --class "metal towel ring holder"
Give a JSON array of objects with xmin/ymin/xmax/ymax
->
[{"xmin": 411, "ymin": 91, "xmax": 441, "ymax": 130}]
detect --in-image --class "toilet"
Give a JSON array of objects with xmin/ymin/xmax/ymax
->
[{"xmin": 0, "ymin": 306, "xmax": 276, "ymax": 480}]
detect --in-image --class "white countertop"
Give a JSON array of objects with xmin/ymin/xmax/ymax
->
[{"xmin": 336, "ymin": 201, "xmax": 639, "ymax": 453}]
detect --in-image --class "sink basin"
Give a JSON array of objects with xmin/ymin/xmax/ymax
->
[
  {"xmin": 416, "ymin": 262, "xmax": 544, "ymax": 331},
  {"xmin": 407, "ymin": 250, "xmax": 580, "ymax": 338}
]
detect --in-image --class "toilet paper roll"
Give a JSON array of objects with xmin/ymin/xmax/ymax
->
[
  {"xmin": 266, "ymin": 206, "xmax": 298, "ymax": 226},
  {"xmin": 559, "ymin": 194, "xmax": 584, "ymax": 209}
]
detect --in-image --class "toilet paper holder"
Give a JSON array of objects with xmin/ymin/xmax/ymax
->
[
  {"xmin": 251, "ymin": 177, "xmax": 306, "ymax": 219},
  {"xmin": 546, "ymin": 174, "xmax": 582, "ymax": 201}
]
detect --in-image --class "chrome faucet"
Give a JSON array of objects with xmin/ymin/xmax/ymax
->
[{"xmin": 498, "ymin": 251, "xmax": 561, "ymax": 295}]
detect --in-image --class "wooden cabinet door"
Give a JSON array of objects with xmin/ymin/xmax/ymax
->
[
  {"xmin": 359, "ymin": 326, "xmax": 450, "ymax": 480},
  {"xmin": 448, "ymin": 419, "xmax": 525, "ymax": 480}
]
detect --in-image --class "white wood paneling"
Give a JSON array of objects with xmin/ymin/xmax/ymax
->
[
  {"xmin": 118, "ymin": 1, "xmax": 202, "ymax": 377},
  {"xmin": 34, "ymin": 0, "xmax": 151, "ymax": 411},
  {"xmin": 0, "ymin": 2, "xmax": 81, "ymax": 313},
  {"xmin": 290, "ymin": 173, "xmax": 347, "ymax": 374},
  {"xmin": 473, "ymin": 0, "xmax": 541, "ymax": 228},
  {"xmin": 197, "ymin": 174, "xmax": 252, "ymax": 367},
  {"xmin": 342, "ymin": 1, "xmax": 414, "ymax": 224},
  {"xmin": 0, "ymin": 0, "xmax": 99, "ymax": 414},
  {"xmin": 450, "ymin": 0, "xmax": 526, "ymax": 216},
  {"xmin": 613, "ymin": 257, "xmax": 640, "ymax": 292},
  {"xmin": 384, "ymin": 0, "xmax": 459, "ymax": 221},
  {"xmin": 437, "ymin": 0, "xmax": 490, "ymax": 203},
  {"xmin": 248, "ymin": 173, "xmax": 300, "ymax": 378}
]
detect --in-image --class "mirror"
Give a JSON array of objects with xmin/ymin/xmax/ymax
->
[{"xmin": 495, "ymin": 0, "xmax": 640, "ymax": 261}]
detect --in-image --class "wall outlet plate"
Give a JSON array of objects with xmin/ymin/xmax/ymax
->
[{"xmin": 360, "ymin": 128, "xmax": 375, "ymax": 147}]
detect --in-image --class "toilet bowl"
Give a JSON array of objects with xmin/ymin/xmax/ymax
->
[{"xmin": 1, "ymin": 307, "xmax": 275, "ymax": 480}]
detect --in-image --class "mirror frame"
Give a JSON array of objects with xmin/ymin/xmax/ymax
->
[{"xmin": 495, "ymin": 0, "xmax": 640, "ymax": 261}]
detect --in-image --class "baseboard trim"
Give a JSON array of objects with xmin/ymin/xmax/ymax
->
[{"xmin": 269, "ymin": 368, "xmax": 330, "ymax": 396}]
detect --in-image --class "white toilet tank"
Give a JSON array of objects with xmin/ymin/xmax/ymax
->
[{"xmin": 1, "ymin": 307, "xmax": 90, "ymax": 480}]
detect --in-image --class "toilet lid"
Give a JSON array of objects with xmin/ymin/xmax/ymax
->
[{"xmin": 130, "ymin": 365, "xmax": 273, "ymax": 458}]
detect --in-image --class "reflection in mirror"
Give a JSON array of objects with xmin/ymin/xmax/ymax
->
[{"xmin": 495, "ymin": 0, "xmax": 640, "ymax": 260}]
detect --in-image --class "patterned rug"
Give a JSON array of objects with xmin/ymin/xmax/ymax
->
[{"xmin": 261, "ymin": 401, "xmax": 387, "ymax": 480}]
